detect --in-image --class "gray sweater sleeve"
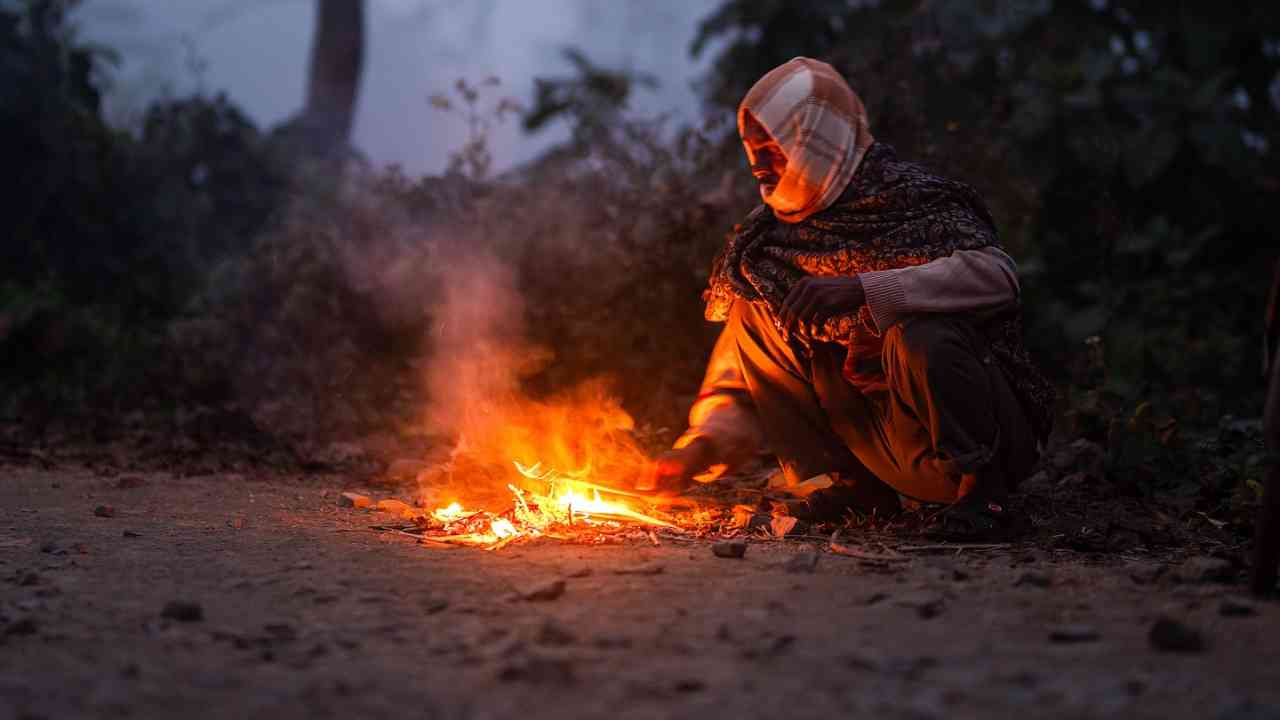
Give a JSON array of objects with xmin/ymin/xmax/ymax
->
[{"xmin": 859, "ymin": 246, "xmax": 1020, "ymax": 333}]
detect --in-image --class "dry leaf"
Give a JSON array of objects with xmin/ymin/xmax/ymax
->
[{"xmin": 771, "ymin": 516, "xmax": 798, "ymax": 538}]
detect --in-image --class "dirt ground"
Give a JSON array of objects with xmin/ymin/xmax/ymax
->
[{"xmin": 3, "ymin": 463, "xmax": 1279, "ymax": 720}]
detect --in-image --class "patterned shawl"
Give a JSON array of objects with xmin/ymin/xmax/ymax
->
[{"xmin": 704, "ymin": 142, "xmax": 1056, "ymax": 442}]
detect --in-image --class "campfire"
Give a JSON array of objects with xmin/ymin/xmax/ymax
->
[
  {"xmin": 388, "ymin": 257, "xmax": 719, "ymax": 549},
  {"xmin": 414, "ymin": 461, "xmax": 684, "ymax": 550},
  {"xmin": 400, "ymin": 369, "xmax": 711, "ymax": 549}
]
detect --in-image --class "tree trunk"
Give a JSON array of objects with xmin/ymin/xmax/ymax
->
[
  {"xmin": 1252, "ymin": 258, "xmax": 1280, "ymax": 595},
  {"xmin": 301, "ymin": 0, "xmax": 365, "ymax": 152}
]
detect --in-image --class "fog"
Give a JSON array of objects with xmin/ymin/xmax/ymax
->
[{"xmin": 74, "ymin": 0, "xmax": 720, "ymax": 176}]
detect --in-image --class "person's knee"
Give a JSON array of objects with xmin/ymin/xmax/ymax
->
[
  {"xmin": 729, "ymin": 299, "xmax": 775, "ymax": 336},
  {"xmin": 883, "ymin": 316, "xmax": 969, "ymax": 376}
]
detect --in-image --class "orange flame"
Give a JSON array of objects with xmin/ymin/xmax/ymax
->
[{"xmin": 424, "ymin": 459, "xmax": 676, "ymax": 548}]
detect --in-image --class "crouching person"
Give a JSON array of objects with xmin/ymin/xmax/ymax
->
[{"xmin": 636, "ymin": 57, "xmax": 1054, "ymax": 540}]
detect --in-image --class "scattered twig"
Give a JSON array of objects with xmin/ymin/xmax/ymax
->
[
  {"xmin": 829, "ymin": 541, "xmax": 910, "ymax": 562},
  {"xmin": 894, "ymin": 543, "xmax": 1010, "ymax": 553}
]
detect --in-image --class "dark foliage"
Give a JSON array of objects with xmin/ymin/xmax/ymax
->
[{"xmin": 692, "ymin": 0, "xmax": 1280, "ymax": 423}]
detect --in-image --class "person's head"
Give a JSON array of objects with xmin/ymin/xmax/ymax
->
[{"xmin": 737, "ymin": 57, "xmax": 875, "ymax": 223}]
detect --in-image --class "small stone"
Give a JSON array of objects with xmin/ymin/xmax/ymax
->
[
  {"xmin": 1148, "ymin": 616, "xmax": 1206, "ymax": 653},
  {"xmin": 1218, "ymin": 700, "xmax": 1280, "ymax": 720},
  {"xmin": 843, "ymin": 652, "xmax": 883, "ymax": 672},
  {"xmin": 338, "ymin": 492, "xmax": 372, "ymax": 509},
  {"xmin": 535, "ymin": 618, "xmax": 576, "ymax": 646},
  {"xmin": 1127, "ymin": 562, "xmax": 1164, "ymax": 585},
  {"xmin": 674, "ymin": 678, "xmax": 706, "ymax": 693},
  {"xmin": 895, "ymin": 592, "xmax": 946, "ymax": 619},
  {"xmin": 1014, "ymin": 571, "xmax": 1052, "ymax": 588},
  {"xmin": 116, "ymin": 475, "xmax": 147, "ymax": 489},
  {"xmin": 39, "ymin": 541, "xmax": 59, "ymax": 554},
  {"xmin": 18, "ymin": 572, "xmax": 38, "ymax": 587},
  {"xmin": 1049, "ymin": 625, "xmax": 1100, "ymax": 644},
  {"xmin": 593, "ymin": 633, "xmax": 633, "ymax": 650},
  {"xmin": 952, "ymin": 568, "xmax": 971, "ymax": 581},
  {"xmin": 161, "ymin": 601, "xmax": 204, "ymax": 622},
  {"xmin": 741, "ymin": 633, "xmax": 796, "ymax": 660},
  {"xmin": 374, "ymin": 499, "xmax": 415, "ymax": 517},
  {"xmin": 227, "ymin": 516, "xmax": 246, "ymax": 530},
  {"xmin": 785, "ymin": 551, "xmax": 820, "ymax": 574},
  {"xmin": 613, "ymin": 562, "xmax": 664, "ymax": 576},
  {"xmin": 94, "ymin": 505, "xmax": 116, "ymax": 518},
  {"xmin": 263, "ymin": 623, "xmax": 297, "ymax": 642},
  {"xmin": 564, "ymin": 566, "xmax": 593, "ymax": 578},
  {"xmin": 1174, "ymin": 556, "xmax": 1235, "ymax": 584},
  {"xmin": 498, "ymin": 654, "xmax": 575, "ymax": 685},
  {"xmin": 4, "ymin": 618, "xmax": 37, "ymax": 637},
  {"xmin": 712, "ymin": 541, "xmax": 747, "ymax": 559},
  {"xmin": 122, "ymin": 531, "xmax": 142, "ymax": 538},
  {"xmin": 1219, "ymin": 597, "xmax": 1259, "ymax": 617},
  {"xmin": 422, "ymin": 597, "xmax": 449, "ymax": 614},
  {"xmin": 520, "ymin": 579, "xmax": 566, "ymax": 602}
]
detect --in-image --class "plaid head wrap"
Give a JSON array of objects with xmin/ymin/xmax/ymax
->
[{"xmin": 738, "ymin": 56, "xmax": 875, "ymax": 224}]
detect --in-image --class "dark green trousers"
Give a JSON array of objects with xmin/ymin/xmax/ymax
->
[{"xmin": 728, "ymin": 300, "xmax": 1038, "ymax": 504}]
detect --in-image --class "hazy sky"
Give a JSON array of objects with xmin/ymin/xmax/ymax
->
[{"xmin": 74, "ymin": 0, "xmax": 722, "ymax": 176}]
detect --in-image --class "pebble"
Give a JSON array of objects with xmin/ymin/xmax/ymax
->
[
  {"xmin": 593, "ymin": 634, "xmax": 633, "ymax": 650},
  {"xmin": 1014, "ymin": 571, "xmax": 1052, "ymax": 588},
  {"xmin": 161, "ymin": 601, "xmax": 205, "ymax": 622},
  {"xmin": 116, "ymin": 476, "xmax": 147, "ymax": 489},
  {"xmin": 338, "ymin": 492, "xmax": 372, "ymax": 509},
  {"xmin": 674, "ymin": 678, "xmax": 707, "ymax": 693},
  {"xmin": 1049, "ymin": 625, "xmax": 1101, "ymax": 644},
  {"xmin": 613, "ymin": 562, "xmax": 664, "ymax": 576},
  {"xmin": 4, "ymin": 618, "xmax": 38, "ymax": 637},
  {"xmin": 1219, "ymin": 597, "xmax": 1259, "ymax": 617},
  {"xmin": 1148, "ymin": 616, "xmax": 1206, "ymax": 653},
  {"xmin": 895, "ymin": 592, "xmax": 946, "ymax": 619},
  {"xmin": 1175, "ymin": 556, "xmax": 1235, "ymax": 584},
  {"xmin": 94, "ymin": 505, "xmax": 116, "ymax": 518},
  {"xmin": 785, "ymin": 551, "xmax": 820, "ymax": 574},
  {"xmin": 520, "ymin": 579, "xmax": 566, "ymax": 602},
  {"xmin": 712, "ymin": 541, "xmax": 747, "ymax": 559},
  {"xmin": 498, "ymin": 654, "xmax": 575, "ymax": 685},
  {"xmin": 1217, "ymin": 700, "xmax": 1280, "ymax": 720},
  {"xmin": 535, "ymin": 618, "xmax": 576, "ymax": 647}
]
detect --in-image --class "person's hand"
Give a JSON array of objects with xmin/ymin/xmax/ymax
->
[
  {"xmin": 779, "ymin": 276, "xmax": 866, "ymax": 339},
  {"xmin": 634, "ymin": 437, "xmax": 717, "ymax": 496}
]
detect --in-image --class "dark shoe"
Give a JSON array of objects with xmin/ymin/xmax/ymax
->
[
  {"xmin": 784, "ymin": 481, "xmax": 900, "ymax": 524},
  {"xmin": 924, "ymin": 497, "xmax": 1030, "ymax": 542}
]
